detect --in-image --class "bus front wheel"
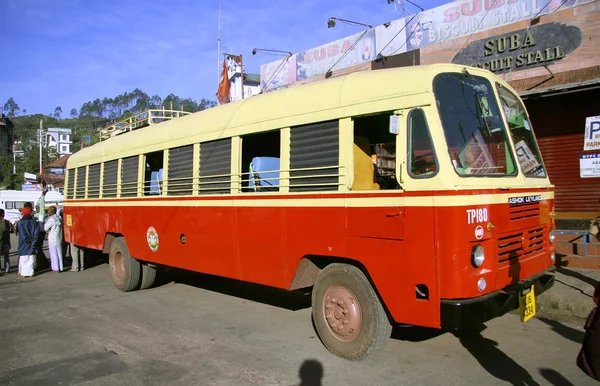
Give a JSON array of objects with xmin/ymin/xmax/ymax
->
[
  {"xmin": 311, "ymin": 263, "xmax": 392, "ymax": 361},
  {"xmin": 109, "ymin": 237, "xmax": 141, "ymax": 292}
]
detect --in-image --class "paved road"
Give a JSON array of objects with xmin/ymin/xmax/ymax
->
[{"xmin": 0, "ymin": 240, "xmax": 597, "ymax": 386}]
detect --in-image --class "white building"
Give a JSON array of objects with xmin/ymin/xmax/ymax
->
[
  {"xmin": 226, "ymin": 56, "xmax": 261, "ymax": 102},
  {"xmin": 46, "ymin": 127, "xmax": 72, "ymax": 155}
]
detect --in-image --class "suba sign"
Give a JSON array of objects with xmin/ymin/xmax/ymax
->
[{"xmin": 452, "ymin": 22, "xmax": 582, "ymax": 74}]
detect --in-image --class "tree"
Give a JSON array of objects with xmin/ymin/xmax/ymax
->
[
  {"xmin": 53, "ymin": 106, "xmax": 62, "ymax": 119},
  {"xmin": 3, "ymin": 97, "xmax": 20, "ymax": 117},
  {"xmin": 70, "ymin": 108, "xmax": 78, "ymax": 118}
]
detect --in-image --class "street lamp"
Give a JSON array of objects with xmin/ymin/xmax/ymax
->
[
  {"xmin": 327, "ymin": 17, "xmax": 373, "ymax": 29},
  {"xmin": 252, "ymin": 48, "xmax": 293, "ymax": 56}
]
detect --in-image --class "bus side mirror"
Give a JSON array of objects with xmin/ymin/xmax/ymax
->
[{"xmin": 389, "ymin": 115, "xmax": 400, "ymax": 135}]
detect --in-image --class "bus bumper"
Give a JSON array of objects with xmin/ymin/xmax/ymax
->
[{"xmin": 440, "ymin": 266, "xmax": 556, "ymax": 330}]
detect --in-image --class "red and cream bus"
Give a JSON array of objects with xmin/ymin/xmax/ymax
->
[{"xmin": 64, "ymin": 64, "xmax": 555, "ymax": 361}]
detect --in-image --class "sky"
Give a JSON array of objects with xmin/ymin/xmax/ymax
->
[{"xmin": 0, "ymin": 0, "xmax": 449, "ymax": 117}]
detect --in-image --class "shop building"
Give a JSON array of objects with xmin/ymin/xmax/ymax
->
[{"xmin": 260, "ymin": 0, "xmax": 600, "ymax": 226}]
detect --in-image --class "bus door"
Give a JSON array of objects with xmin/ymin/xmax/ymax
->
[{"xmin": 398, "ymin": 107, "xmax": 441, "ymax": 328}]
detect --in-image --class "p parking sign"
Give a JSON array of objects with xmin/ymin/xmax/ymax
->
[{"xmin": 584, "ymin": 115, "xmax": 600, "ymax": 151}]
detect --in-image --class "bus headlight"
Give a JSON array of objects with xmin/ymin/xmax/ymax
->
[
  {"xmin": 549, "ymin": 228, "xmax": 555, "ymax": 244},
  {"xmin": 472, "ymin": 244, "xmax": 485, "ymax": 267}
]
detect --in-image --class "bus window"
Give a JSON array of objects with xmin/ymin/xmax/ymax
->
[
  {"xmin": 290, "ymin": 121, "xmax": 339, "ymax": 192},
  {"xmin": 496, "ymin": 84, "xmax": 546, "ymax": 178},
  {"xmin": 408, "ymin": 109, "xmax": 438, "ymax": 178},
  {"xmin": 168, "ymin": 145, "xmax": 194, "ymax": 196},
  {"xmin": 242, "ymin": 130, "xmax": 280, "ymax": 192},
  {"xmin": 88, "ymin": 164, "xmax": 101, "ymax": 199},
  {"xmin": 434, "ymin": 73, "xmax": 516, "ymax": 176},
  {"xmin": 103, "ymin": 160, "xmax": 118, "ymax": 198},
  {"xmin": 199, "ymin": 139, "xmax": 231, "ymax": 195},
  {"xmin": 6, "ymin": 202, "xmax": 13, "ymax": 210},
  {"xmin": 66, "ymin": 169, "xmax": 75, "ymax": 199},
  {"xmin": 353, "ymin": 112, "xmax": 400, "ymax": 190},
  {"xmin": 121, "ymin": 156, "xmax": 139, "ymax": 197},
  {"xmin": 75, "ymin": 166, "xmax": 86, "ymax": 199},
  {"xmin": 145, "ymin": 151, "xmax": 164, "ymax": 196}
]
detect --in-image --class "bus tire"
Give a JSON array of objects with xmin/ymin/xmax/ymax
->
[
  {"xmin": 140, "ymin": 263, "xmax": 157, "ymax": 290},
  {"xmin": 311, "ymin": 263, "xmax": 392, "ymax": 361},
  {"xmin": 108, "ymin": 237, "xmax": 141, "ymax": 292}
]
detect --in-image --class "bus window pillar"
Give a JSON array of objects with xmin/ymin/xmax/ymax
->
[
  {"xmin": 279, "ymin": 128, "xmax": 291, "ymax": 193},
  {"xmin": 162, "ymin": 149, "xmax": 168, "ymax": 196},
  {"xmin": 231, "ymin": 137, "xmax": 242, "ymax": 194},
  {"xmin": 136, "ymin": 155, "xmax": 144, "ymax": 197},
  {"xmin": 192, "ymin": 143, "xmax": 200, "ymax": 195},
  {"xmin": 339, "ymin": 118, "xmax": 353, "ymax": 192}
]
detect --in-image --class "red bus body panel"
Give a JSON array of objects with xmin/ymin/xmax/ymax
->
[{"xmin": 64, "ymin": 188, "xmax": 554, "ymax": 329}]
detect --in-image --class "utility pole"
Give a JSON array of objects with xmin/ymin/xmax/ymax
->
[{"xmin": 39, "ymin": 119, "xmax": 43, "ymax": 181}]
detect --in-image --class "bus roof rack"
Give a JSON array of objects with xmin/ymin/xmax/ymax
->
[{"xmin": 100, "ymin": 108, "xmax": 192, "ymax": 141}]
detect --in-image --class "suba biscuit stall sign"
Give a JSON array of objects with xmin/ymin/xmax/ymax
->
[{"xmin": 584, "ymin": 115, "xmax": 600, "ymax": 151}]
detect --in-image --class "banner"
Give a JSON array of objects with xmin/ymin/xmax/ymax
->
[
  {"xmin": 406, "ymin": 0, "xmax": 592, "ymax": 51},
  {"xmin": 295, "ymin": 29, "xmax": 376, "ymax": 81}
]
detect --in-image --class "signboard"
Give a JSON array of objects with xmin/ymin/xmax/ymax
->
[
  {"xmin": 452, "ymin": 22, "xmax": 582, "ymax": 74},
  {"xmin": 22, "ymin": 184, "xmax": 42, "ymax": 191},
  {"xmin": 458, "ymin": 130, "xmax": 494, "ymax": 174},
  {"xmin": 515, "ymin": 140, "xmax": 544, "ymax": 176},
  {"xmin": 584, "ymin": 115, "xmax": 600, "ymax": 151},
  {"xmin": 47, "ymin": 127, "xmax": 71, "ymax": 134},
  {"xmin": 50, "ymin": 167, "xmax": 65, "ymax": 175},
  {"xmin": 406, "ymin": 0, "xmax": 591, "ymax": 52},
  {"xmin": 580, "ymin": 154, "xmax": 600, "ymax": 178}
]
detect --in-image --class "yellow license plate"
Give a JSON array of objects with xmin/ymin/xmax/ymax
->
[{"xmin": 519, "ymin": 285, "xmax": 536, "ymax": 323}]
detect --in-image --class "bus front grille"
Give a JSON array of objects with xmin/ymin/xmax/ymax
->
[
  {"xmin": 497, "ymin": 227, "xmax": 545, "ymax": 263},
  {"xmin": 509, "ymin": 202, "xmax": 540, "ymax": 221}
]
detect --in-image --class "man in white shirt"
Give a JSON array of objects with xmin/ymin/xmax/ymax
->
[{"xmin": 44, "ymin": 206, "xmax": 63, "ymax": 272}]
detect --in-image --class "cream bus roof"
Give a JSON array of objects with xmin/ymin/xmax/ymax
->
[{"xmin": 68, "ymin": 63, "xmax": 501, "ymax": 168}]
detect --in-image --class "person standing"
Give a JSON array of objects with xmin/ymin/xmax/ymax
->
[
  {"xmin": 578, "ymin": 281, "xmax": 600, "ymax": 381},
  {"xmin": 70, "ymin": 244, "xmax": 84, "ymax": 272},
  {"xmin": 16, "ymin": 203, "xmax": 39, "ymax": 278},
  {"xmin": 34, "ymin": 189, "xmax": 49, "ymax": 271},
  {"xmin": 44, "ymin": 206, "xmax": 63, "ymax": 273},
  {"xmin": 0, "ymin": 209, "xmax": 12, "ymax": 274}
]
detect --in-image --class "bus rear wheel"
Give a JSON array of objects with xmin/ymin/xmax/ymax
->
[
  {"xmin": 140, "ymin": 263, "xmax": 157, "ymax": 290},
  {"xmin": 109, "ymin": 237, "xmax": 141, "ymax": 292},
  {"xmin": 311, "ymin": 263, "xmax": 392, "ymax": 361}
]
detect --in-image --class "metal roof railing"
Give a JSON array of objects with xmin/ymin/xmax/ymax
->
[{"xmin": 100, "ymin": 109, "xmax": 191, "ymax": 141}]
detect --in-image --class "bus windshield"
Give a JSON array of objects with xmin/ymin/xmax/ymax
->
[
  {"xmin": 434, "ymin": 72, "xmax": 516, "ymax": 177},
  {"xmin": 496, "ymin": 84, "xmax": 547, "ymax": 178}
]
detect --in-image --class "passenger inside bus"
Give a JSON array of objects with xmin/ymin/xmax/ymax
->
[{"xmin": 353, "ymin": 112, "xmax": 401, "ymax": 190}]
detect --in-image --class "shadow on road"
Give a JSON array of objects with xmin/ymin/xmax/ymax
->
[
  {"xmin": 538, "ymin": 368, "xmax": 575, "ymax": 386},
  {"xmin": 556, "ymin": 266, "xmax": 598, "ymax": 288},
  {"xmin": 297, "ymin": 359, "xmax": 324, "ymax": 386},
  {"xmin": 0, "ymin": 351, "xmax": 127, "ymax": 386},
  {"xmin": 167, "ymin": 269, "xmax": 312, "ymax": 311},
  {"xmin": 455, "ymin": 328, "xmax": 541, "ymax": 386},
  {"xmin": 537, "ymin": 317, "xmax": 584, "ymax": 344},
  {"xmin": 391, "ymin": 325, "xmax": 445, "ymax": 342}
]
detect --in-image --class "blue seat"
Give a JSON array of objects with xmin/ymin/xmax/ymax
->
[
  {"xmin": 249, "ymin": 157, "xmax": 280, "ymax": 192},
  {"xmin": 149, "ymin": 169, "xmax": 163, "ymax": 194}
]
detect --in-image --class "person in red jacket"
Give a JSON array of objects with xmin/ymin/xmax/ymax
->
[{"xmin": 578, "ymin": 281, "xmax": 600, "ymax": 381}]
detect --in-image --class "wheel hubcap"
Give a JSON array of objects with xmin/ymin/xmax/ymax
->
[
  {"xmin": 113, "ymin": 251, "xmax": 124, "ymax": 280},
  {"xmin": 322, "ymin": 285, "xmax": 362, "ymax": 342}
]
